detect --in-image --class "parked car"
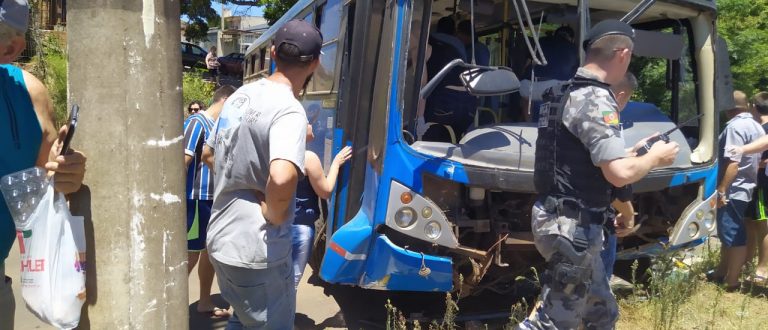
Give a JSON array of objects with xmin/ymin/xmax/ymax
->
[
  {"xmin": 218, "ymin": 52, "xmax": 245, "ymax": 77},
  {"xmin": 181, "ymin": 42, "xmax": 208, "ymax": 69}
]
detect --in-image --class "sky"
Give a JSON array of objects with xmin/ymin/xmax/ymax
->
[{"xmin": 214, "ymin": 3, "xmax": 265, "ymax": 17}]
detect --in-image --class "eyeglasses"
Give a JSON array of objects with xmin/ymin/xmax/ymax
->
[{"xmin": 189, "ymin": 107, "xmax": 201, "ymax": 112}]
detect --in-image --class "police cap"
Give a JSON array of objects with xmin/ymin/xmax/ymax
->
[{"xmin": 582, "ymin": 19, "xmax": 636, "ymax": 51}]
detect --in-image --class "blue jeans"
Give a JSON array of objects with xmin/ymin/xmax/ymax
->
[
  {"xmin": 601, "ymin": 232, "xmax": 617, "ymax": 279},
  {"xmin": 210, "ymin": 258, "xmax": 295, "ymax": 330},
  {"xmin": 291, "ymin": 224, "xmax": 315, "ymax": 289}
]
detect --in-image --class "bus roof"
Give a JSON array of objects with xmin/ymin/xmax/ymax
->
[{"xmin": 246, "ymin": 0, "xmax": 716, "ymax": 55}]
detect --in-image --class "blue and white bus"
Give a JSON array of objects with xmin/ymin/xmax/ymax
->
[{"xmin": 244, "ymin": 0, "xmax": 728, "ymax": 323}]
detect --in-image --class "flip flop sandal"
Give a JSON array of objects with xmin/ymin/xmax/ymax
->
[
  {"xmin": 705, "ymin": 270, "xmax": 724, "ymax": 284},
  {"xmin": 199, "ymin": 307, "xmax": 231, "ymax": 319},
  {"xmin": 746, "ymin": 274, "xmax": 768, "ymax": 285}
]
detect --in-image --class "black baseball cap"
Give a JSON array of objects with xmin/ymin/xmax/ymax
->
[
  {"xmin": 582, "ymin": 19, "xmax": 636, "ymax": 51},
  {"xmin": 273, "ymin": 19, "xmax": 324, "ymax": 62}
]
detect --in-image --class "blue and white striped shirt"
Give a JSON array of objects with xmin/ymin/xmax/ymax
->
[{"xmin": 184, "ymin": 113, "xmax": 215, "ymax": 200}]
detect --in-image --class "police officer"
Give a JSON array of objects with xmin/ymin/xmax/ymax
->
[{"xmin": 518, "ymin": 20, "xmax": 679, "ymax": 329}]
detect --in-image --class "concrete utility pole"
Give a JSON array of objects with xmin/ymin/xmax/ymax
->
[{"xmin": 67, "ymin": 1, "xmax": 188, "ymax": 328}]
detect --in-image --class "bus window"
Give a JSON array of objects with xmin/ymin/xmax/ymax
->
[
  {"xmin": 311, "ymin": 0, "xmax": 343, "ymax": 93},
  {"xmin": 259, "ymin": 47, "xmax": 267, "ymax": 71},
  {"xmin": 314, "ymin": 43, "xmax": 338, "ymax": 92},
  {"xmin": 630, "ymin": 21, "xmax": 700, "ymax": 133},
  {"xmin": 319, "ymin": 0, "xmax": 342, "ymax": 41}
]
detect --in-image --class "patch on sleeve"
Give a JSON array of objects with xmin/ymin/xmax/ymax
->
[{"xmin": 602, "ymin": 110, "xmax": 619, "ymax": 125}]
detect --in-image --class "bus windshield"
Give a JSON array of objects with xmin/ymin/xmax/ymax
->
[{"xmin": 400, "ymin": 0, "xmax": 710, "ymax": 171}]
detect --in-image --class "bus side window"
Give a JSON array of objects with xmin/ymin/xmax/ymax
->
[
  {"xmin": 311, "ymin": 0, "xmax": 343, "ymax": 93},
  {"xmin": 259, "ymin": 48, "xmax": 267, "ymax": 71},
  {"xmin": 251, "ymin": 54, "xmax": 261, "ymax": 74}
]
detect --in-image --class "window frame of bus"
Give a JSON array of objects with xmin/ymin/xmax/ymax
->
[
  {"xmin": 366, "ymin": 0, "xmax": 409, "ymax": 172},
  {"xmin": 400, "ymin": 0, "xmax": 432, "ymax": 137}
]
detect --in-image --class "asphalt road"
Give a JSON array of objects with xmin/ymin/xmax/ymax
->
[{"xmin": 7, "ymin": 239, "xmax": 344, "ymax": 330}]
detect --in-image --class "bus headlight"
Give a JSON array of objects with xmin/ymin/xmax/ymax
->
[
  {"xmin": 669, "ymin": 191, "xmax": 718, "ymax": 246},
  {"xmin": 425, "ymin": 221, "xmax": 441, "ymax": 240},
  {"xmin": 395, "ymin": 207, "xmax": 418, "ymax": 228},
  {"xmin": 421, "ymin": 206, "xmax": 433, "ymax": 219},
  {"xmin": 687, "ymin": 222, "xmax": 699, "ymax": 238},
  {"xmin": 702, "ymin": 210, "xmax": 715, "ymax": 230},
  {"xmin": 385, "ymin": 181, "xmax": 459, "ymax": 248}
]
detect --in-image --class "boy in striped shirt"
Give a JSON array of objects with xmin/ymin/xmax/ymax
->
[{"xmin": 184, "ymin": 85, "xmax": 235, "ymax": 317}]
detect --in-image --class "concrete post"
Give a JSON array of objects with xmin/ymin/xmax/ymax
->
[{"xmin": 67, "ymin": 1, "xmax": 188, "ymax": 328}]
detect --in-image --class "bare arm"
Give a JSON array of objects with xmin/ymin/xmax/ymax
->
[
  {"xmin": 202, "ymin": 145, "xmax": 214, "ymax": 170},
  {"xmin": 185, "ymin": 155, "xmax": 193, "ymax": 167},
  {"xmin": 599, "ymin": 140, "xmax": 679, "ymax": 187},
  {"xmin": 306, "ymin": 147, "xmax": 352, "ymax": 199},
  {"xmin": 740, "ymin": 135, "xmax": 768, "ymax": 155},
  {"xmin": 24, "ymin": 70, "xmax": 87, "ymax": 194},
  {"xmin": 611, "ymin": 199, "xmax": 636, "ymax": 237},
  {"xmin": 717, "ymin": 161, "xmax": 739, "ymax": 208},
  {"xmin": 262, "ymin": 159, "xmax": 301, "ymax": 225}
]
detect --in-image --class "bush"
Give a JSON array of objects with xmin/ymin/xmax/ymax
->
[
  {"xmin": 25, "ymin": 32, "xmax": 68, "ymax": 128},
  {"xmin": 183, "ymin": 69, "xmax": 216, "ymax": 110}
]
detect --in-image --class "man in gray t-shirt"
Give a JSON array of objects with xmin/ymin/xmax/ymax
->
[
  {"xmin": 713, "ymin": 90, "xmax": 766, "ymax": 290},
  {"xmin": 205, "ymin": 19, "xmax": 322, "ymax": 329}
]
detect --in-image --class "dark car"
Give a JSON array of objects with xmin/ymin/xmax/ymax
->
[
  {"xmin": 181, "ymin": 42, "xmax": 208, "ymax": 69},
  {"xmin": 218, "ymin": 53, "xmax": 245, "ymax": 76}
]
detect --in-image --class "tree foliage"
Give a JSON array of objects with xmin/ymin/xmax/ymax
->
[
  {"xmin": 182, "ymin": 0, "xmax": 222, "ymax": 42},
  {"xmin": 182, "ymin": 0, "xmax": 295, "ymax": 41},
  {"xmin": 261, "ymin": 0, "xmax": 299, "ymax": 25},
  {"xmin": 717, "ymin": 0, "xmax": 768, "ymax": 94}
]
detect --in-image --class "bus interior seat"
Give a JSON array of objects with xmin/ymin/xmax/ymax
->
[{"xmin": 420, "ymin": 123, "xmax": 458, "ymax": 144}]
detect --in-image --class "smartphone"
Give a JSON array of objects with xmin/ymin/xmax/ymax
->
[{"xmin": 60, "ymin": 104, "xmax": 79, "ymax": 156}]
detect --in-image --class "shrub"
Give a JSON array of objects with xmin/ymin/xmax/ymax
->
[{"xmin": 183, "ymin": 69, "xmax": 216, "ymax": 110}]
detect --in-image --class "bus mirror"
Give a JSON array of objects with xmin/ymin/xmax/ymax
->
[
  {"xmin": 714, "ymin": 37, "xmax": 735, "ymax": 112},
  {"xmin": 459, "ymin": 67, "xmax": 521, "ymax": 96}
]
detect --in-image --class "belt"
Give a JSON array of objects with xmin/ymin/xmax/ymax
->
[{"xmin": 541, "ymin": 195, "xmax": 609, "ymax": 225}]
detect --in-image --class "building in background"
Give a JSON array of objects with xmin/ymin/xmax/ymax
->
[{"xmin": 183, "ymin": 10, "xmax": 269, "ymax": 57}]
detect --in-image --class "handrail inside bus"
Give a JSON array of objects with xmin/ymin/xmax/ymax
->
[{"xmin": 622, "ymin": 0, "xmax": 658, "ymax": 24}]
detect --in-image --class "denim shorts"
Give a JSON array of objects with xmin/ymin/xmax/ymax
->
[
  {"xmin": 187, "ymin": 199, "xmax": 213, "ymax": 251},
  {"xmin": 717, "ymin": 199, "xmax": 749, "ymax": 247}
]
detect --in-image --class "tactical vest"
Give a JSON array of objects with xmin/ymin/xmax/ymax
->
[{"xmin": 533, "ymin": 77, "xmax": 615, "ymax": 209}]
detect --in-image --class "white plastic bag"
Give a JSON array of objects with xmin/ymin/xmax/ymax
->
[{"xmin": 16, "ymin": 180, "xmax": 86, "ymax": 329}]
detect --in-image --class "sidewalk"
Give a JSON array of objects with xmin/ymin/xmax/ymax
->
[{"xmin": 8, "ymin": 240, "xmax": 342, "ymax": 330}]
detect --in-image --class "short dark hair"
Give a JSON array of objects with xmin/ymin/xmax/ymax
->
[
  {"xmin": 457, "ymin": 20, "xmax": 472, "ymax": 36},
  {"xmin": 554, "ymin": 26, "xmax": 575, "ymax": 40},
  {"xmin": 187, "ymin": 100, "xmax": 204, "ymax": 114},
  {"xmin": 274, "ymin": 42, "xmax": 313, "ymax": 69},
  {"xmin": 585, "ymin": 35, "xmax": 634, "ymax": 62},
  {"xmin": 437, "ymin": 16, "xmax": 455, "ymax": 35},
  {"xmin": 753, "ymin": 92, "xmax": 768, "ymax": 115},
  {"xmin": 213, "ymin": 85, "xmax": 237, "ymax": 103}
]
